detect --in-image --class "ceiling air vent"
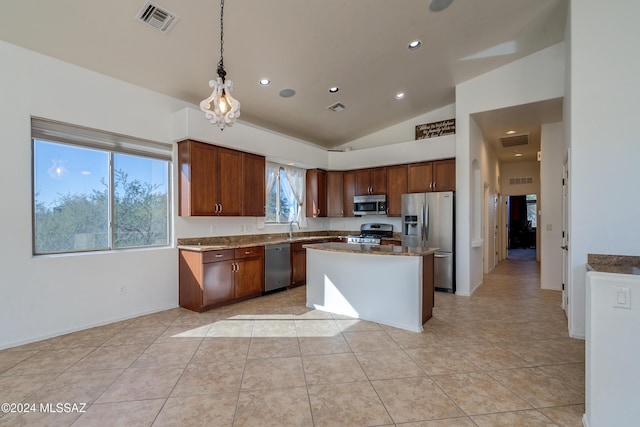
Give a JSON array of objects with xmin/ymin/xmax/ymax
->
[
  {"xmin": 327, "ymin": 102, "xmax": 346, "ymax": 112},
  {"xmin": 500, "ymin": 133, "xmax": 529, "ymax": 148},
  {"xmin": 136, "ymin": 1, "xmax": 179, "ymax": 33}
]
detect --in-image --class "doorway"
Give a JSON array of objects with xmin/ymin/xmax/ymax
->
[{"xmin": 506, "ymin": 194, "xmax": 537, "ymax": 261}]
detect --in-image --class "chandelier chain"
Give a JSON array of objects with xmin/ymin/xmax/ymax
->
[{"xmin": 217, "ymin": 0, "xmax": 226, "ymax": 80}]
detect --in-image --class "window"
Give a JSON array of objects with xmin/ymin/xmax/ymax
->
[
  {"xmin": 32, "ymin": 118, "xmax": 171, "ymax": 255},
  {"xmin": 265, "ymin": 162, "xmax": 304, "ymax": 224},
  {"xmin": 526, "ymin": 194, "xmax": 537, "ymax": 229}
]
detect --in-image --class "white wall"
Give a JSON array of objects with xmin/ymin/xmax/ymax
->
[
  {"xmin": 0, "ymin": 41, "xmax": 188, "ymax": 349},
  {"xmin": 501, "ymin": 162, "xmax": 541, "ymax": 197},
  {"xmin": 479, "ymin": 122, "xmax": 501, "ymax": 275},
  {"xmin": 568, "ymin": 0, "xmax": 640, "ymax": 338},
  {"xmin": 333, "ymin": 104, "xmax": 456, "ymax": 151},
  {"xmin": 540, "ymin": 122, "xmax": 565, "ymax": 290},
  {"xmin": 455, "ymin": 42, "xmax": 565, "ymax": 297},
  {"xmin": 585, "ymin": 272, "xmax": 640, "ymax": 427}
]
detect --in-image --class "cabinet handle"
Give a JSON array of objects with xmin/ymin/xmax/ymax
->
[
  {"xmin": 215, "ymin": 254, "xmax": 223, "ymax": 258},
  {"xmin": 245, "ymin": 250, "xmax": 253, "ymax": 255},
  {"xmin": 219, "ymin": 203, "xmax": 223, "ymax": 214}
]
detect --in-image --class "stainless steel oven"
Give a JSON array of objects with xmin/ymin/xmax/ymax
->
[{"xmin": 353, "ymin": 195, "xmax": 387, "ymax": 215}]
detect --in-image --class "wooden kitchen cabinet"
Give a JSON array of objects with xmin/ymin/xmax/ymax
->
[
  {"xmin": 178, "ymin": 140, "xmax": 242, "ymax": 216},
  {"xmin": 386, "ymin": 164, "xmax": 408, "ymax": 216},
  {"xmin": 179, "ymin": 246, "xmax": 264, "ymax": 312},
  {"xmin": 326, "ymin": 171, "xmax": 344, "ymax": 217},
  {"xmin": 432, "ymin": 158, "xmax": 456, "ymax": 191},
  {"xmin": 234, "ymin": 246, "xmax": 264, "ymax": 299},
  {"xmin": 356, "ymin": 167, "xmax": 387, "ymax": 195},
  {"xmin": 306, "ymin": 169, "xmax": 327, "ymax": 218},
  {"xmin": 408, "ymin": 161, "xmax": 433, "ymax": 193},
  {"xmin": 290, "ymin": 242, "xmax": 307, "ymax": 287},
  {"xmin": 290, "ymin": 239, "xmax": 332, "ymax": 287},
  {"xmin": 408, "ymin": 158, "xmax": 455, "ymax": 193},
  {"xmin": 242, "ymin": 152, "xmax": 266, "ymax": 216},
  {"xmin": 342, "ymin": 171, "xmax": 356, "ymax": 217}
]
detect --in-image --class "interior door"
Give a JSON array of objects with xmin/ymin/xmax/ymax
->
[{"xmin": 562, "ymin": 159, "xmax": 569, "ymax": 315}]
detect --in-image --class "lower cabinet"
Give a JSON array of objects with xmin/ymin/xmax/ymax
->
[
  {"xmin": 290, "ymin": 242, "xmax": 307, "ymax": 288},
  {"xmin": 290, "ymin": 239, "xmax": 336, "ymax": 288},
  {"xmin": 179, "ymin": 246, "xmax": 264, "ymax": 312},
  {"xmin": 234, "ymin": 247, "xmax": 264, "ymax": 299}
]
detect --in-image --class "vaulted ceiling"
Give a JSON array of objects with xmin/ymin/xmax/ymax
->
[{"xmin": 0, "ymin": 0, "xmax": 567, "ymax": 154}]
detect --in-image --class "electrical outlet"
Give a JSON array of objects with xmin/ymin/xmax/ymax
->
[
  {"xmin": 209, "ymin": 225, "xmax": 215, "ymax": 233},
  {"xmin": 119, "ymin": 285, "xmax": 127, "ymax": 295}
]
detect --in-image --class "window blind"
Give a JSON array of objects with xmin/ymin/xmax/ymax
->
[{"xmin": 31, "ymin": 117, "xmax": 173, "ymax": 161}]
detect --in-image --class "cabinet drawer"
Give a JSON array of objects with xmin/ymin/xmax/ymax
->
[
  {"xmin": 202, "ymin": 249, "xmax": 234, "ymax": 263},
  {"xmin": 235, "ymin": 246, "xmax": 264, "ymax": 259}
]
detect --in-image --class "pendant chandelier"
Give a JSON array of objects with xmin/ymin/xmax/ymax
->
[{"xmin": 200, "ymin": 0, "xmax": 240, "ymax": 129}]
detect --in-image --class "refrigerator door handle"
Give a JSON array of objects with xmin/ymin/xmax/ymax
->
[
  {"xmin": 424, "ymin": 203, "xmax": 430, "ymax": 244},
  {"xmin": 434, "ymin": 253, "xmax": 450, "ymax": 258}
]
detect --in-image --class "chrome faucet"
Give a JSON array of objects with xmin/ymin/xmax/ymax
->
[{"xmin": 289, "ymin": 220, "xmax": 300, "ymax": 239}]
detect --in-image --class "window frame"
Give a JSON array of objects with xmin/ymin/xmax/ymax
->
[
  {"xmin": 31, "ymin": 118, "xmax": 172, "ymax": 256},
  {"xmin": 265, "ymin": 164, "xmax": 300, "ymax": 224}
]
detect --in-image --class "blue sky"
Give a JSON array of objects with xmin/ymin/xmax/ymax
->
[{"xmin": 34, "ymin": 140, "xmax": 168, "ymax": 208}]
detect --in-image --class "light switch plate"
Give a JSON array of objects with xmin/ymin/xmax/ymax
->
[{"xmin": 614, "ymin": 287, "xmax": 631, "ymax": 309}]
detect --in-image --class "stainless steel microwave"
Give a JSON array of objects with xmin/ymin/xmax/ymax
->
[{"xmin": 353, "ymin": 195, "xmax": 387, "ymax": 215}]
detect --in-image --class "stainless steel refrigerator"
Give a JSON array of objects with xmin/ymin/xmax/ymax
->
[{"xmin": 401, "ymin": 191, "xmax": 455, "ymax": 293}]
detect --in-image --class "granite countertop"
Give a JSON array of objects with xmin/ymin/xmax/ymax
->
[
  {"xmin": 177, "ymin": 231, "xmax": 351, "ymax": 252},
  {"xmin": 303, "ymin": 242, "xmax": 439, "ymax": 257},
  {"xmin": 587, "ymin": 254, "xmax": 640, "ymax": 275}
]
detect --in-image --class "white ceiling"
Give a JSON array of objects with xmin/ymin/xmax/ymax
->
[{"xmin": 0, "ymin": 0, "xmax": 567, "ymax": 152}]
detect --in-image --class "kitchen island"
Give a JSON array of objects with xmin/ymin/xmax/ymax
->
[{"xmin": 303, "ymin": 242, "xmax": 438, "ymax": 332}]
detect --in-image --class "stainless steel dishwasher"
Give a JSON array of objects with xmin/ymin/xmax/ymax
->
[{"xmin": 264, "ymin": 243, "xmax": 291, "ymax": 293}]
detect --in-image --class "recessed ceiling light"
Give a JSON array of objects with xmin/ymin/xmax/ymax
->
[
  {"xmin": 395, "ymin": 92, "xmax": 405, "ymax": 100},
  {"xmin": 259, "ymin": 79, "xmax": 271, "ymax": 86},
  {"xmin": 408, "ymin": 40, "xmax": 422, "ymax": 50},
  {"xmin": 329, "ymin": 87, "xmax": 339, "ymax": 93},
  {"xmin": 279, "ymin": 88, "xmax": 296, "ymax": 98},
  {"xmin": 506, "ymin": 130, "xmax": 517, "ymax": 135}
]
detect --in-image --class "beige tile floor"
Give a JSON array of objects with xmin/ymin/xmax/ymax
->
[{"xmin": 0, "ymin": 257, "xmax": 585, "ymax": 426}]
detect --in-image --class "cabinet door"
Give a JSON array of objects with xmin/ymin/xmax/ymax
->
[
  {"xmin": 355, "ymin": 169, "xmax": 371, "ymax": 195},
  {"xmin": 202, "ymin": 259, "xmax": 235, "ymax": 306},
  {"xmin": 235, "ymin": 247, "xmax": 264, "ymax": 299},
  {"xmin": 433, "ymin": 159, "xmax": 456, "ymax": 191},
  {"xmin": 386, "ymin": 164, "xmax": 408, "ymax": 217},
  {"xmin": 180, "ymin": 141, "xmax": 218, "ymax": 216},
  {"xmin": 408, "ymin": 162, "xmax": 433, "ymax": 193},
  {"xmin": 291, "ymin": 244, "xmax": 306, "ymax": 287},
  {"xmin": 242, "ymin": 153, "xmax": 266, "ymax": 216},
  {"xmin": 217, "ymin": 147, "xmax": 243, "ymax": 216},
  {"xmin": 326, "ymin": 171, "xmax": 344, "ymax": 217},
  {"xmin": 306, "ymin": 169, "xmax": 327, "ymax": 217},
  {"xmin": 370, "ymin": 167, "xmax": 387, "ymax": 195},
  {"xmin": 342, "ymin": 171, "xmax": 356, "ymax": 217}
]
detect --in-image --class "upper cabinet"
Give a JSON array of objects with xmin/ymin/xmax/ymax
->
[
  {"xmin": 356, "ymin": 167, "xmax": 387, "ymax": 195},
  {"xmin": 386, "ymin": 164, "xmax": 408, "ymax": 217},
  {"xmin": 326, "ymin": 171, "xmax": 344, "ymax": 217},
  {"xmin": 342, "ymin": 171, "xmax": 356, "ymax": 217},
  {"xmin": 432, "ymin": 159, "xmax": 456, "ymax": 192},
  {"xmin": 242, "ymin": 152, "xmax": 266, "ymax": 216},
  {"xmin": 408, "ymin": 159, "xmax": 455, "ymax": 193},
  {"xmin": 177, "ymin": 139, "xmax": 265, "ymax": 217},
  {"xmin": 306, "ymin": 169, "xmax": 327, "ymax": 218}
]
